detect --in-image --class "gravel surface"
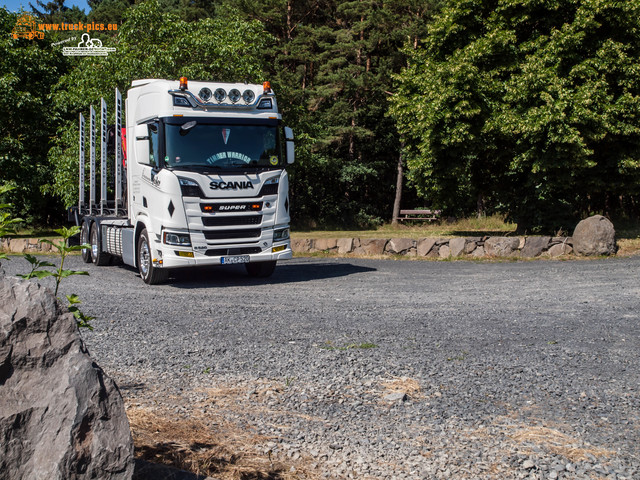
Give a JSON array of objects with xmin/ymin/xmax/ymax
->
[{"xmin": 3, "ymin": 255, "xmax": 640, "ymax": 479}]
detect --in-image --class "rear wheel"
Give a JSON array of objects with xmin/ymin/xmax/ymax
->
[
  {"xmin": 90, "ymin": 222, "xmax": 111, "ymax": 266},
  {"xmin": 80, "ymin": 221, "xmax": 92, "ymax": 264},
  {"xmin": 245, "ymin": 260, "xmax": 277, "ymax": 278},
  {"xmin": 137, "ymin": 228, "xmax": 168, "ymax": 285}
]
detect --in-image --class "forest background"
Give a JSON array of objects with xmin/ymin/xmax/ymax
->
[{"xmin": 1, "ymin": 0, "xmax": 639, "ymax": 234}]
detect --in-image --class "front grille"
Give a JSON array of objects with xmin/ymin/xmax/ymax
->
[
  {"xmin": 205, "ymin": 247, "xmax": 262, "ymax": 256},
  {"xmin": 204, "ymin": 228, "xmax": 261, "ymax": 240},
  {"xmin": 202, "ymin": 215, "xmax": 262, "ymax": 227}
]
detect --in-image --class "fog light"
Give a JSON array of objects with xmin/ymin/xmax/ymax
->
[
  {"xmin": 176, "ymin": 251, "xmax": 194, "ymax": 258},
  {"xmin": 272, "ymin": 245, "xmax": 286, "ymax": 253}
]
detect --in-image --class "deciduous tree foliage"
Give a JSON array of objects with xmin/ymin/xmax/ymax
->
[
  {"xmin": 221, "ymin": 0, "xmax": 437, "ymax": 227},
  {"xmin": 46, "ymin": 0, "xmax": 272, "ymax": 207},
  {"xmin": 0, "ymin": 9, "xmax": 68, "ymax": 224},
  {"xmin": 391, "ymin": 0, "xmax": 640, "ymax": 232}
]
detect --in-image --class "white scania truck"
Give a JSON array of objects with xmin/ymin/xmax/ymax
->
[{"xmin": 71, "ymin": 78, "xmax": 294, "ymax": 284}]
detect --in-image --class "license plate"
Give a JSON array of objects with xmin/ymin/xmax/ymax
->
[{"xmin": 221, "ymin": 255, "xmax": 250, "ymax": 265}]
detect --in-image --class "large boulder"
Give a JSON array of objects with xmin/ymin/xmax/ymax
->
[
  {"xmin": 572, "ymin": 215, "xmax": 617, "ymax": 256},
  {"xmin": 0, "ymin": 276, "xmax": 134, "ymax": 480}
]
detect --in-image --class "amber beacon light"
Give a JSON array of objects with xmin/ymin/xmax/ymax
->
[{"xmin": 179, "ymin": 77, "xmax": 188, "ymax": 91}]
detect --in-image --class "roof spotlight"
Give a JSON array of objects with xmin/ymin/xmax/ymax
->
[
  {"xmin": 242, "ymin": 89, "xmax": 255, "ymax": 104},
  {"xmin": 228, "ymin": 89, "xmax": 241, "ymax": 103},
  {"xmin": 213, "ymin": 88, "xmax": 226, "ymax": 103},
  {"xmin": 199, "ymin": 87, "xmax": 212, "ymax": 102}
]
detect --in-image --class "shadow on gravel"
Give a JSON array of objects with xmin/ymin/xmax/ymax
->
[
  {"xmin": 167, "ymin": 261, "xmax": 376, "ymax": 288},
  {"xmin": 133, "ymin": 459, "xmax": 207, "ymax": 480}
]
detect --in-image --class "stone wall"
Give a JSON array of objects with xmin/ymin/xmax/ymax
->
[
  {"xmin": 0, "ymin": 237, "xmax": 56, "ymax": 254},
  {"xmin": 292, "ymin": 236, "xmax": 574, "ymax": 258},
  {"xmin": 0, "ymin": 235, "xmax": 579, "ymax": 258}
]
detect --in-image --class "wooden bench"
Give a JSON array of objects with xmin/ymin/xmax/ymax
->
[{"xmin": 398, "ymin": 209, "xmax": 441, "ymax": 222}]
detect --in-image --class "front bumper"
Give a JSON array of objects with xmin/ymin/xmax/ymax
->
[{"xmin": 154, "ymin": 240, "xmax": 292, "ymax": 269}]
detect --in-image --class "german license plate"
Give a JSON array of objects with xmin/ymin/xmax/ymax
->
[{"xmin": 221, "ymin": 255, "xmax": 250, "ymax": 265}]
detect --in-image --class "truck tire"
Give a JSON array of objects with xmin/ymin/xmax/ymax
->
[
  {"xmin": 245, "ymin": 260, "xmax": 277, "ymax": 278},
  {"xmin": 80, "ymin": 221, "xmax": 92, "ymax": 264},
  {"xmin": 137, "ymin": 228, "xmax": 168, "ymax": 285},
  {"xmin": 90, "ymin": 222, "xmax": 111, "ymax": 266}
]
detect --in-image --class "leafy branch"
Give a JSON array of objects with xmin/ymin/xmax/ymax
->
[{"xmin": 17, "ymin": 226, "xmax": 94, "ymax": 329}]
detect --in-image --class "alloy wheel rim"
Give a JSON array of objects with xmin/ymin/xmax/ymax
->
[{"xmin": 139, "ymin": 238, "xmax": 150, "ymax": 277}]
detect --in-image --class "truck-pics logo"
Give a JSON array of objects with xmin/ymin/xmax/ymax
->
[
  {"xmin": 11, "ymin": 14, "xmax": 44, "ymax": 40},
  {"xmin": 210, "ymin": 181, "xmax": 254, "ymax": 190}
]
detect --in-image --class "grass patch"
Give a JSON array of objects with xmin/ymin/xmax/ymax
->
[
  {"xmin": 128, "ymin": 405, "xmax": 320, "ymax": 480},
  {"xmin": 292, "ymin": 214, "xmax": 516, "ymax": 239}
]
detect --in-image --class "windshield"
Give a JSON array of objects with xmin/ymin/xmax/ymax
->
[{"xmin": 165, "ymin": 120, "xmax": 283, "ymax": 170}]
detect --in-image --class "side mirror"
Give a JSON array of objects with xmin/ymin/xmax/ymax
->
[
  {"xmin": 134, "ymin": 124, "xmax": 151, "ymax": 165},
  {"xmin": 284, "ymin": 127, "xmax": 295, "ymax": 164}
]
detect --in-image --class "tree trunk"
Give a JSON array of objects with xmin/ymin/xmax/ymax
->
[
  {"xmin": 392, "ymin": 143, "xmax": 404, "ymax": 225},
  {"xmin": 476, "ymin": 192, "xmax": 485, "ymax": 219}
]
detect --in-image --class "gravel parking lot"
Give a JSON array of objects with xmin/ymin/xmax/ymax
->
[{"xmin": 4, "ymin": 255, "xmax": 640, "ymax": 479}]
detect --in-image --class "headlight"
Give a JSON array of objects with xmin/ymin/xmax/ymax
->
[
  {"xmin": 163, "ymin": 231, "xmax": 191, "ymax": 246},
  {"xmin": 273, "ymin": 228, "xmax": 290, "ymax": 242},
  {"xmin": 178, "ymin": 177, "xmax": 203, "ymax": 197}
]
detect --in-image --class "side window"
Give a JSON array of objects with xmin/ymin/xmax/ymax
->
[{"xmin": 148, "ymin": 123, "xmax": 159, "ymax": 168}]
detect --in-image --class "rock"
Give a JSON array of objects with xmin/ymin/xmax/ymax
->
[
  {"xmin": 438, "ymin": 245, "xmax": 451, "ymax": 258},
  {"xmin": 484, "ymin": 237, "xmax": 520, "ymax": 257},
  {"xmin": 9, "ymin": 238, "xmax": 28, "ymax": 253},
  {"xmin": 449, "ymin": 238, "xmax": 466, "ymax": 257},
  {"xmin": 522, "ymin": 459, "xmax": 536, "ymax": 470},
  {"xmin": 315, "ymin": 238, "xmax": 338, "ymax": 252},
  {"xmin": 337, "ymin": 238, "xmax": 354, "ymax": 254},
  {"xmin": 0, "ymin": 276, "xmax": 134, "ymax": 480},
  {"xmin": 417, "ymin": 238, "xmax": 437, "ymax": 256},
  {"xmin": 520, "ymin": 237, "xmax": 551, "ymax": 257},
  {"xmin": 548, "ymin": 243, "xmax": 572, "ymax": 257},
  {"xmin": 291, "ymin": 238, "xmax": 312, "ymax": 253},
  {"xmin": 386, "ymin": 238, "xmax": 415, "ymax": 255},
  {"xmin": 572, "ymin": 215, "xmax": 617, "ymax": 256},
  {"xmin": 471, "ymin": 245, "xmax": 485, "ymax": 257},
  {"xmin": 383, "ymin": 392, "xmax": 407, "ymax": 403},
  {"xmin": 464, "ymin": 239, "xmax": 478, "ymax": 254},
  {"xmin": 353, "ymin": 239, "xmax": 387, "ymax": 256}
]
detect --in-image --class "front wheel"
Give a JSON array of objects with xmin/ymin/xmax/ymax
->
[
  {"xmin": 137, "ymin": 228, "xmax": 168, "ymax": 285},
  {"xmin": 245, "ymin": 260, "xmax": 277, "ymax": 278}
]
